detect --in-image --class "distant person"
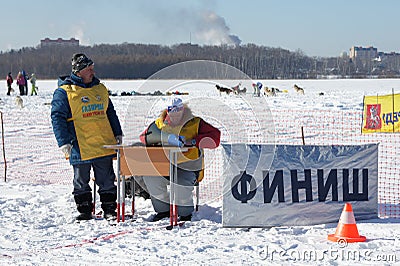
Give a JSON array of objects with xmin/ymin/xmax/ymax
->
[
  {"xmin": 21, "ymin": 70, "xmax": 28, "ymax": 95},
  {"xmin": 30, "ymin": 73, "xmax": 37, "ymax": 95},
  {"xmin": 51, "ymin": 53, "xmax": 123, "ymax": 221},
  {"xmin": 6, "ymin": 72, "xmax": 13, "ymax": 96},
  {"xmin": 16, "ymin": 72, "xmax": 26, "ymax": 96},
  {"xmin": 252, "ymin": 83, "xmax": 257, "ymax": 96},
  {"xmin": 139, "ymin": 97, "xmax": 221, "ymax": 222},
  {"xmin": 252, "ymin": 82, "xmax": 261, "ymax": 97}
]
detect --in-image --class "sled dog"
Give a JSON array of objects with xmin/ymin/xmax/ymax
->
[
  {"xmin": 15, "ymin": 96, "xmax": 24, "ymax": 108},
  {"xmin": 293, "ymin": 84, "xmax": 305, "ymax": 95},
  {"xmin": 216, "ymin": 84, "xmax": 233, "ymax": 95},
  {"xmin": 264, "ymin": 87, "xmax": 276, "ymax": 97}
]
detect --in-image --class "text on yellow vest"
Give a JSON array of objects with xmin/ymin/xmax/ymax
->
[{"xmin": 61, "ymin": 84, "xmax": 117, "ymax": 161}]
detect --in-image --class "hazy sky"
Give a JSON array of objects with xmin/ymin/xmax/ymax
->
[{"xmin": 2, "ymin": 0, "xmax": 399, "ymax": 57}]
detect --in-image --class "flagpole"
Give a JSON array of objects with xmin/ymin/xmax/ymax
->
[{"xmin": 392, "ymin": 88, "xmax": 395, "ymax": 132}]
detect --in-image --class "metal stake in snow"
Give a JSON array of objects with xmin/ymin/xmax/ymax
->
[
  {"xmin": 0, "ymin": 112, "xmax": 6, "ymax": 182},
  {"xmin": 301, "ymin": 126, "xmax": 305, "ymax": 145}
]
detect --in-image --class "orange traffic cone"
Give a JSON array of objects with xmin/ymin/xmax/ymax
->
[{"xmin": 328, "ymin": 203, "xmax": 366, "ymax": 243}]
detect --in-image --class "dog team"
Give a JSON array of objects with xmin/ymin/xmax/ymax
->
[
  {"xmin": 216, "ymin": 82, "xmax": 307, "ymax": 97},
  {"xmin": 215, "ymin": 83, "xmax": 247, "ymax": 96}
]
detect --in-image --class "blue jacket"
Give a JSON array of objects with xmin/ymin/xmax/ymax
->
[{"xmin": 51, "ymin": 73, "xmax": 122, "ymax": 165}]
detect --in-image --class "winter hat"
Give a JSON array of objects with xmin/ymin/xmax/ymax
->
[
  {"xmin": 167, "ymin": 97, "xmax": 184, "ymax": 113},
  {"xmin": 71, "ymin": 53, "xmax": 94, "ymax": 74}
]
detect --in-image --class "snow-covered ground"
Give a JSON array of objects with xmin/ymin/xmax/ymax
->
[{"xmin": 0, "ymin": 78, "xmax": 399, "ymax": 265}]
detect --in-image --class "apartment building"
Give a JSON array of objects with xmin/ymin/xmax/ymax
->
[
  {"xmin": 349, "ymin": 46, "xmax": 378, "ymax": 61},
  {"xmin": 40, "ymin": 38, "xmax": 79, "ymax": 48}
]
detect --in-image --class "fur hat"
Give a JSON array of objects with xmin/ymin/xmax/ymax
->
[{"xmin": 71, "ymin": 53, "xmax": 93, "ymax": 74}]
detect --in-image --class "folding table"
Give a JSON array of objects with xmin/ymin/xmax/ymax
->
[{"xmin": 104, "ymin": 145, "xmax": 189, "ymax": 227}]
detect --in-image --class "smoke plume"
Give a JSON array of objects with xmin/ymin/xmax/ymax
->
[{"xmin": 194, "ymin": 10, "xmax": 241, "ymax": 46}]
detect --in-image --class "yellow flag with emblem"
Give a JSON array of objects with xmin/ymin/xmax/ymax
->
[{"xmin": 362, "ymin": 93, "xmax": 400, "ymax": 133}]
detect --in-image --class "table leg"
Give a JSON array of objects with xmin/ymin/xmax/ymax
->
[
  {"xmin": 169, "ymin": 150, "xmax": 179, "ymax": 227},
  {"xmin": 131, "ymin": 177, "xmax": 135, "ymax": 216},
  {"xmin": 169, "ymin": 150, "xmax": 174, "ymax": 226},
  {"xmin": 93, "ymin": 182, "xmax": 96, "ymax": 215},
  {"xmin": 116, "ymin": 149, "xmax": 121, "ymax": 223},
  {"xmin": 173, "ymin": 151, "xmax": 178, "ymax": 225},
  {"xmin": 121, "ymin": 173, "xmax": 125, "ymax": 222}
]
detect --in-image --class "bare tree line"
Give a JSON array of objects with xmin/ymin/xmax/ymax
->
[{"xmin": 0, "ymin": 43, "xmax": 398, "ymax": 80}]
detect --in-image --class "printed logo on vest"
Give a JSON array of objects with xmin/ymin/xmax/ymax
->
[{"xmin": 81, "ymin": 96, "xmax": 90, "ymax": 103}]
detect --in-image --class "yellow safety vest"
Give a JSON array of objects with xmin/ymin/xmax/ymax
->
[
  {"xmin": 61, "ymin": 84, "xmax": 117, "ymax": 161},
  {"xmin": 155, "ymin": 116, "xmax": 205, "ymax": 181}
]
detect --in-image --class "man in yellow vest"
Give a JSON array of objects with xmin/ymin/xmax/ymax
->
[{"xmin": 51, "ymin": 53, "xmax": 123, "ymax": 221}]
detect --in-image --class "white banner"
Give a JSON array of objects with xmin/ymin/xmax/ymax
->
[{"xmin": 222, "ymin": 144, "xmax": 378, "ymax": 227}]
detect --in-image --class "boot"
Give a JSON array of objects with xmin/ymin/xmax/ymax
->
[
  {"xmin": 100, "ymin": 193, "xmax": 117, "ymax": 220},
  {"xmin": 179, "ymin": 214, "xmax": 192, "ymax": 221},
  {"xmin": 125, "ymin": 180, "xmax": 133, "ymax": 198},
  {"xmin": 76, "ymin": 211, "xmax": 92, "ymax": 221},
  {"xmin": 151, "ymin": 211, "xmax": 170, "ymax": 222},
  {"xmin": 125, "ymin": 178, "xmax": 150, "ymax": 200},
  {"xmin": 74, "ymin": 193, "xmax": 93, "ymax": 221},
  {"xmin": 134, "ymin": 177, "xmax": 150, "ymax": 200}
]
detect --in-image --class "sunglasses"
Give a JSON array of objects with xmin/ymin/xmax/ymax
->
[{"xmin": 167, "ymin": 105, "xmax": 184, "ymax": 113}]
